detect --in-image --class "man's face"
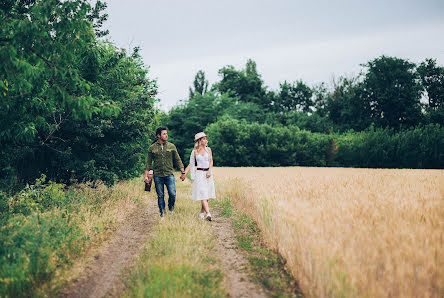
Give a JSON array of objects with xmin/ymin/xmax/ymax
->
[{"xmin": 159, "ymin": 130, "xmax": 168, "ymax": 142}]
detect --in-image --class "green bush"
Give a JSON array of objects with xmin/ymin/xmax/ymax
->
[
  {"xmin": 205, "ymin": 118, "xmax": 334, "ymax": 167},
  {"xmin": 0, "ymin": 177, "xmax": 88, "ymax": 297},
  {"xmin": 205, "ymin": 119, "xmax": 443, "ymax": 169},
  {"xmin": 0, "ymin": 211, "xmax": 85, "ymax": 297},
  {"xmin": 7, "ymin": 175, "xmax": 66, "ymax": 216},
  {"xmin": 335, "ymin": 124, "xmax": 443, "ymax": 168}
]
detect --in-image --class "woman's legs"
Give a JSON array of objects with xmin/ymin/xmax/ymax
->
[
  {"xmin": 199, "ymin": 201, "xmax": 205, "ymax": 219},
  {"xmin": 203, "ymin": 200, "xmax": 212, "ymax": 221},
  {"xmin": 201, "ymin": 199, "xmax": 210, "ymax": 214},
  {"xmin": 199, "ymin": 200, "xmax": 212, "ymax": 221}
]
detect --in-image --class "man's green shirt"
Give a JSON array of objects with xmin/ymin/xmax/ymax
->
[{"xmin": 145, "ymin": 141, "xmax": 184, "ymax": 177}]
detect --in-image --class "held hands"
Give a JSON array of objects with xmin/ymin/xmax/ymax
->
[
  {"xmin": 144, "ymin": 174, "xmax": 153, "ymax": 183},
  {"xmin": 180, "ymin": 173, "xmax": 186, "ymax": 181}
]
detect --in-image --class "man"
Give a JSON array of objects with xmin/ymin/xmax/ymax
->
[{"xmin": 144, "ymin": 127, "xmax": 186, "ymax": 218}]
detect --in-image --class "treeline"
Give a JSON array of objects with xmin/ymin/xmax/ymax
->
[
  {"xmin": 0, "ymin": 0, "xmax": 159, "ymax": 295},
  {"xmin": 165, "ymin": 58, "xmax": 443, "ymax": 168},
  {"xmin": 0, "ymin": 0, "xmax": 159, "ymax": 193}
]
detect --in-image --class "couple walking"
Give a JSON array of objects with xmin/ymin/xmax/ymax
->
[{"xmin": 144, "ymin": 127, "xmax": 216, "ymax": 221}]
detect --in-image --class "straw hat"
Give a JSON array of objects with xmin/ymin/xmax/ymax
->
[{"xmin": 194, "ymin": 132, "xmax": 207, "ymax": 141}]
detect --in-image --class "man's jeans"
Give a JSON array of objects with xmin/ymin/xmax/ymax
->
[{"xmin": 153, "ymin": 174, "xmax": 176, "ymax": 216}]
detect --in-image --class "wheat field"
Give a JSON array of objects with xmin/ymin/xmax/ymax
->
[{"xmin": 214, "ymin": 167, "xmax": 444, "ymax": 298}]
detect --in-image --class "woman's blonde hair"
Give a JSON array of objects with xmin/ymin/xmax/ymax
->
[{"xmin": 194, "ymin": 137, "xmax": 207, "ymax": 151}]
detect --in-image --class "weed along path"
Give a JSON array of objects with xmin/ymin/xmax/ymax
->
[
  {"xmin": 211, "ymin": 196, "xmax": 302, "ymax": 298},
  {"xmin": 211, "ymin": 208, "xmax": 270, "ymax": 297},
  {"xmin": 59, "ymin": 198, "xmax": 158, "ymax": 298}
]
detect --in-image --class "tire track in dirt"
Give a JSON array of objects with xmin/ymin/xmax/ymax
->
[
  {"xmin": 212, "ymin": 209, "xmax": 270, "ymax": 298},
  {"xmin": 59, "ymin": 199, "xmax": 157, "ymax": 298}
]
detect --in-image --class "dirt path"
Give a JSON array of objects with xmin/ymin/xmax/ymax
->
[
  {"xmin": 212, "ymin": 209, "xmax": 270, "ymax": 298},
  {"xmin": 59, "ymin": 199, "xmax": 272, "ymax": 297},
  {"xmin": 59, "ymin": 199, "xmax": 158, "ymax": 298}
]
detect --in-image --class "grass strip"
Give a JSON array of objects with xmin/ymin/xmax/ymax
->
[
  {"xmin": 124, "ymin": 177, "xmax": 224, "ymax": 297},
  {"xmin": 214, "ymin": 196, "xmax": 303, "ymax": 298}
]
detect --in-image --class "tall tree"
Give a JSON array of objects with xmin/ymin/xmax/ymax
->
[
  {"xmin": 1, "ymin": 0, "xmax": 105, "ymax": 190},
  {"xmin": 312, "ymin": 83, "xmax": 329, "ymax": 117},
  {"xmin": 363, "ymin": 56, "xmax": 422, "ymax": 129},
  {"xmin": 326, "ymin": 76, "xmax": 371, "ymax": 131},
  {"xmin": 189, "ymin": 70, "xmax": 209, "ymax": 99},
  {"xmin": 417, "ymin": 58, "xmax": 444, "ymax": 125},
  {"xmin": 417, "ymin": 58, "xmax": 444, "ymax": 110},
  {"xmin": 45, "ymin": 44, "xmax": 157, "ymax": 185},
  {"xmin": 213, "ymin": 59, "xmax": 269, "ymax": 108},
  {"xmin": 276, "ymin": 80, "xmax": 313, "ymax": 113},
  {"xmin": 0, "ymin": 0, "xmax": 157, "ymax": 190}
]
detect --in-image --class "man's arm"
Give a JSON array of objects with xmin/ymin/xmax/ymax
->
[
  {"xmin": 172, "ymin": 146, "xmax": 184, "ymax": 170},
  {"xmin": 172, "ymin": 146, "xmax": 186, "ymax": 180},
  {"xmin": 144, "ymin": 149, "xmax": 153, "ymax": 181}
]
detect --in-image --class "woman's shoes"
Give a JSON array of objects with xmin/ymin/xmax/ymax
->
[{"xmin": 199, "ymin": 212, "xmax": 212, "ymax": 221}]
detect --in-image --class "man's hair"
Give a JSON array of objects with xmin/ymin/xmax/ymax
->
[{"xmin": 156, "ymin": 126, "xmax": 167, "ymax": 137}]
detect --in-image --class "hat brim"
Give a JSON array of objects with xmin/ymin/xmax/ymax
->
[{"xmin": 194, "ymin": 132, "xmax": 207, "ymax": 141}]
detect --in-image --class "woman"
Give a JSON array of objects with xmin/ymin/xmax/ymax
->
[{"xmin": 184, "ymin": 132, "xmax": 216, "ymax": 221}]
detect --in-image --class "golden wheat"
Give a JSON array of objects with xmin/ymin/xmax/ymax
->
[{"xmin": 214, "ymin": 167, "xmax": 444, "ymax": 298}]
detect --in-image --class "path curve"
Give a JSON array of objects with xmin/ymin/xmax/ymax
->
[{"xmin": 59, "ymin": 199, "xmax": 157, "ymax": 298}]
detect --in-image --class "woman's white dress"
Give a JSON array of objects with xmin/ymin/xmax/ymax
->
[{"xmin": 189, "ymin": 148, "xmax": 216, "ymax": 201}]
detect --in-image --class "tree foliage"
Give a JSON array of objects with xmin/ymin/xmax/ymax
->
[
  {"xmin": 417, "ymin": 58, "xmax": 444, "ymax": 126},
  {"xmin": 334, "ymin": 124, "xmax": 443, "ymax": 169},
  {"xmin": 206, "ymin": 118, "xmax": 337, "ymax": 167},
  {"xmin": 164, "ymin": 57, "xmax": 443, "ymax": 169},
  {"xmin": 189, "ymin": 70, "xmax": 209, "ymax": 99},
  {"xmin": 417, "ymin": 58, "xmax": 444, "ymax": 110},
  {"xmin": 213, "ymin": 59, "xmax": 270, "ymax": 108},
  {"xmin": 276, "ymin": 80, "xmax": 313, "ymax": 113},
  {"xmin": 0, "ymin": 0, "xmax": 157, "ymax": 191},
  {"xmin": 205, "ymin": 119, "xmax": 443, "ymax": 169},
  {"xmin": 326, "ymin": 76, "xmax": 371, "ymax": 131},
  {"xmin": 166, "ymin": 92, "xmax": 224, "ymax": 159},
  {"xmin": 363, "ymin": 56, "xmax": 422, "ymax": 129}
]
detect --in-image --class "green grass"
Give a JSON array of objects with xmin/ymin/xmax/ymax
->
[
  {"xmin": 0, "ymin": 180, "xmax": 87, "ymax": 297},
  {"xmin": 228, "ymin": 197, "xmax": 303, "ymax": 298},
  {"xmin": 212, "ymin": 196, "xmax": 233, "ymax": 218},
  {"xmin": 126, "ymin": 263, "xmax": 223, "ymax": 298},
  {"xmin": 236, "ymin": 234, "xmax": 254, "ymax": 250},
  {"xmin": 0, "ymin": 176, "xmax": 146, "ymax": 297},
  {"xmin": 124, "ymin": 175, "xmax": 225, "ymax": 297}
]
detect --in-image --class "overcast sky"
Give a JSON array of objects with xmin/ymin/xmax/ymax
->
[{"xmin": 103, "ymin": 0, "xmax": 444, "ymax": 111}]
